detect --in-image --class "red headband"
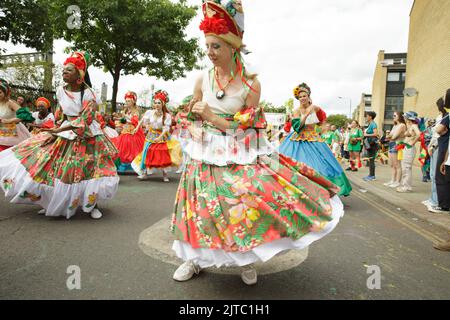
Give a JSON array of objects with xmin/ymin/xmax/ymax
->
[
  {"xmin": 64, "ymin": 52, "xmax": 87, "ymax": 80},
  {"xmin": 154, "ymin": 91, "xmax": 168, "ymax": 104},
  {"xmin": 124, "ymin": 91, "xmax": 137, "ymax": 102},
  {"xmin": 35, "ymin": 97, "xmax": 51, "ymax": 109}
]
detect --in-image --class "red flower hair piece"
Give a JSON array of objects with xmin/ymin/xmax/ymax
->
[
  {"xmin": 64, "ymin": 55, "xmax": 86, "ymax": 73},
  {"xmin": 124, "ymin": 91, "xmax": 137, "ymax": 102},
  {"xmin": 154, "ymin": 91, "xmax": 169, "ymax": 104},
  {"xmin": 200, "ymin": 16, "xmax": 229, "ymax": 35}
]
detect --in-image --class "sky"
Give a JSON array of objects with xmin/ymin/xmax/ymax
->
[{"xmin": 1, "ymin": 0, "xmax": 415, "ymax": 116}]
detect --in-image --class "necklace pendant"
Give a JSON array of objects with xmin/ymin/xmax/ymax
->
[{"xmin": 216, "ymin": 90, "xmax": 225, "ymax": 100}]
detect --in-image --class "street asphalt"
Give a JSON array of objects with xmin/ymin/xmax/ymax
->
[{"xmin": 0, "ymin": 174, "xmax": 449, "ymax": 300}]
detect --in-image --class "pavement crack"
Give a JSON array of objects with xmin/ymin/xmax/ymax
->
[{"xmin": 11, "ymin": 225, "xmax": 24, "ymax": 235}]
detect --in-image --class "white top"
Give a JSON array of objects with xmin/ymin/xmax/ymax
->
[
  {"xmin": 293, "ymin": 107, "xmax": 320, "ymax": 125},
  {"xmin": 202, "ymin": 69, "xmax": 253, "ymax": 115},
  {"xmin": 55, "ymin": 86, "xmax": 103, "ymax": 140},
  {"xmin": 142, "ymin": 110, "xmax": 172, "ymax": 131},
  {"xmin": 32, "ymin": 112, "xmax": 55, "ymax": 126},
  {"xmin": 0, "ymin": 102, "xmax": 16, "ymax": 119}
]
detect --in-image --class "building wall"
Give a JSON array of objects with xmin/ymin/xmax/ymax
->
[
  {"xmin": 404, "ymin": 0, "xmax": 450, "ymax": 118},
  {"xmin": 371, "ymin": 51, "xmax": 388, "ymax": 131}
]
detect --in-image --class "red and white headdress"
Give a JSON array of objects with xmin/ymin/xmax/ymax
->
[
  {"xmin": 124, "ymin": 91, "xmax": 137, "ymax": 102},
  {"xmin": 200, "ymin": 0, "xmax": 245, "ymax": 50},
  {"xmin": 35, "ymin": 97, "xmax": 51, "ymax": 109},
  {"xmin": 153, "ymin": 90, "xmax": 169, "ymax": 104},
  {"xmin": 64, "ymin": 51, "xmax": 90, "ymax": 82}
]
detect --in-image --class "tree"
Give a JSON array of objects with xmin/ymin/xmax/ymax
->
[
  {"xmin": 0, "ymin": 0, "xmax": 54, "ymax": 52},
  {"xmin": 326, "ymin": 114, "xmax": 351, "ymax": 128},
  {"xmin": 54, "ymin": 0, "xmax": 203, "ymax": 111},
  {"xmin": 1, "ymin": 0, "xmax": 203, "ymax": 112},
  {"xmin": 283, "ymin": 98, "xmax": 294, "ymax": 114}
]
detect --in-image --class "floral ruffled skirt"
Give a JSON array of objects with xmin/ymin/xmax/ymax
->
[
  {"xmin": 0, "ymin": 132, "xmax": 119, "ymax": 219},
  {"xmin": 170, "ymin": 152, "xmax": 344, "ymax": 268}
]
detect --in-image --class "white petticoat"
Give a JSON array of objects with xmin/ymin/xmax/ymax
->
[
  {"xmin": 172, "ymin": 195, "xmax": 344, "ymax": 268},
  {"xmin": 0, "ymin": 149, "xmax": 119, "ymax": 219},
  {"xmin": 103, "ymin": 126, "xmax": 119, "ymax": 139},
  {"xmin": 183, "ymin": 129, "xmax": 276, "ymax": 166},
  {"xmin": 0, "ymin": 123, "xmax": 31, "ymax": 146}
]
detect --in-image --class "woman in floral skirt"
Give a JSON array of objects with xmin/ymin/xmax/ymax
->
[
  {"xmin": 170, "ymin": 0, "xmax": 344, "ymax": 285},
  {"xmin": 0, "ymin": 79, "xmax": 31, "ymax": 151},
  {"xmin": 132, "ymin": 90, "xmax": 181, "ymax": 182},
  {"xmin": 113, "ymin": 91, "xmax": 146, "ymax": 174},
  {"xmin": 0, "ymin": 52, "xmax": 119, "ymax": 219}
]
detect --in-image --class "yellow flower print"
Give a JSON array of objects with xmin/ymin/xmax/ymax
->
[
  {"xmin": 85, "ymin": 193, "xmax": 97, "ymax": 208},
  {"xmin": 69, "ymin": 198, "xmax": 80, "ymax": 210},
  {"xmin": 229, "ymin": 203, "xmax": 247, "ymax": 225},
  {"xmin": 246, "ymin": 207, "xmax": 260, "ymax": 222},
  {"xmin": 277, "ymin": 176, "xmax": 298, "ymax": 196}
]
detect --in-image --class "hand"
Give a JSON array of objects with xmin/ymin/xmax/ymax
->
[
  {"xmin": 191, "ymin": 101, "xmax": 213, "ymax": 121},
  {"xmin": 188, "ymin": 126, "xmax": 203, "ymax": 142},
  {"xmin": 441, "ymin": 163, "xmax": 446, "ymax": 175},
  {"xmin": 41, "ymin": 133, "xmax": 57, "ymax": 146},
  {"xmin": 87, "ymin": 100, "xmax": 98, "ymax": 111},
  {"xmin": 0, "ymin": 118, "xmax": 13, "ymax": 124}
]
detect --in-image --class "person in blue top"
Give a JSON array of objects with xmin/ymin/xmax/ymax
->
[{"xmin": 363, "ymin": 111, "xmax": 379, "ymax": 181}]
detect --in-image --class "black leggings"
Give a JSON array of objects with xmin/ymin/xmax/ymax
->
[{"xmin": 367, "ymin": 147, "xmax": 377, "ymax": 177}]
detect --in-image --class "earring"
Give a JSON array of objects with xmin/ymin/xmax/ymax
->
[{"xmin": 76, "ymin": 78, "xmax": 82, "ymax": 84}]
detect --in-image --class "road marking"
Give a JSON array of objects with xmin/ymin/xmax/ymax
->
[{"xmin": 353, "ymin": 190, "xmax": 445, "ymax": 243}]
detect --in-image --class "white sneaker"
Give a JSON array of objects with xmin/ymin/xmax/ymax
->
[
  {"xmin": 37, "ymin": 209, "xmax": 46, "ymax": 215},
  {"xmin": 427, "ymin": 206, "xmax": 450, "ymax": 214},
  {"xmin": 389, "ymin": 182, "xmax": 400, "ymax": 188},
  {"xmin": 173, "ymin": 260, "xmax": 201, "ymax": 282},
  {"xmin": 383, "ymin": 181, "xmax": 394, "ymax": 186},
  {"xmin": 422, "ymin": 200, "xmax": 431, "ymax": 207},
  {"xmin": 176, "ymin": 169, "xmax": 183, "ymax": 174},
  {"xmin": 90, "ymin": 209, "xmax": 103, "ymax": 219},
  {"xmin": 241, "ymin": 264, "xmax": 257, "ymax": 285},
  {"xmin": 163, "ymin": 177, "xmax": 170, "ymax": 182},
  {"xmin": 137, "ymin": 174, "xmax": 147, "ymax": 180}
]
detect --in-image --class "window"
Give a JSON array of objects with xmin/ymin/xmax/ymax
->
[
  {"xmin": 384, "ymin": 96, "xmax": 404, "ymax": 119},
  {"xmin": 387, "ymin": 72, "xmax": 400, "ymax": 82}
]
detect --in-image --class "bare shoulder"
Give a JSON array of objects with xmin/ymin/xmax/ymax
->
[
  {"xmin": 313, "ymin": 105, "xmax": 321, "ymax": 112},
  {"xmin": 8, "ymin": 99, "xmax": 20, "ymax": 111}
]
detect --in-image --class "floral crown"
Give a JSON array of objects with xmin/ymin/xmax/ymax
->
[
  {"xmin": 153, "ymin": 90, "xmax": 169, "ymax": 104},
  {"xmin": 293, "ymin": 83, "xmax": 311, "ymax": 100}
]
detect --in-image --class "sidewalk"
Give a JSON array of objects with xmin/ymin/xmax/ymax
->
[{"xmin": 344, "ymin": 161, "xmax": 450, "ymax": 233}]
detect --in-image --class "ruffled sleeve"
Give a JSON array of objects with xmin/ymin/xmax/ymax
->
[
  {"xmin": 16, "ymin": 107, "xmax": 35, "ymax": 123},
  {"xmin": 95, "ymin": 112, "xmax": 106, "ymax": 129},
  {"xmin": 130, "ymin": 114, "xmax": 139, "ymax": 127},
  {"xmin": 284, "ymin": 120, "xmax": 292, "ymax": 133},
  {"xmin": 316, "ymin": 108, "xmax": 327, "ymax": 124},
  {"xmin": 54, "ymin": 105, "xmax": 65, "ymax": 125},
  {"xmin": 164, "ymin": 113, "xmax": 172, "ymax": 132},
  {"xmin": 230, "ymin": 106, "xmax": 267, "ymax": 130}
]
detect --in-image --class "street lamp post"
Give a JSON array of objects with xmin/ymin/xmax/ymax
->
[{"xmin": 338, "ymin": 96, "xmax": 352, "ymax": 120}]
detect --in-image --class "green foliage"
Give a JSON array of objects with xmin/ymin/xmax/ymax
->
[
  {"xmin": 326, "ymin": 114, "xmax": 351, "ymax": 128},
  {"xmin": 1, "ymin": 0, "xmax": 203, "ymax": 111},
  {"xmin": 260, "ymin": 100, "xmax": 286, "ymax": 114}
]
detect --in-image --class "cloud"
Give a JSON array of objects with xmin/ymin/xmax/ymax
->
[{"xmin": 1, "ymin": 0, "xmax": 414, "ymax": 116}]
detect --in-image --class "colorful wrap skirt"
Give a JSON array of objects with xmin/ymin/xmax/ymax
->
[
  {"xmin": 278, "ymin": 128, "xmax": 352, "ymax": 196},
  {"xmin": 131, "ymin": 128, "xmax": 182, "ymax": 175}
]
